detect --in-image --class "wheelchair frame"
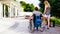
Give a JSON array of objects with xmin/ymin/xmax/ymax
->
[{"xmin": 29, "ymin": 14, "xmax": 42, "ymax": 32}]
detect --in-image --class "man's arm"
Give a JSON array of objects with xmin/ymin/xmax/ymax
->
[{"xmin": 29, "ymin": 14, "xmax": 33, "ymax": 20}]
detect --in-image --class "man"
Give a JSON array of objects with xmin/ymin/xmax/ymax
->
[{"xmin": 29, "ymin": 7, "xmax": 42, "ymax": 31}]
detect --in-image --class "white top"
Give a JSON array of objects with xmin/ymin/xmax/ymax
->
[{"xmin": 33, "ymin": 11, "xmax": 42, "ymax": 16}]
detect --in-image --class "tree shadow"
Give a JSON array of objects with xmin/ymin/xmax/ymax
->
[{"xmin": 9, "ymin": 22, "xmax": 19, "ymax": 30}]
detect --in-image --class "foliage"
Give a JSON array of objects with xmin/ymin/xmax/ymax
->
[
  {"xmin": 39, "ymin": 0, "xmax": 44, "ymax": 13},
  {"xmin": 20, "ymin": 1, "xmax": 34, "ymax": 12},
  {"xmin": 38, "ymin": 8, "xmax": 43, "ymax": 12},
  {"xmin": 50, "ymin": 17, "xmax": 60, "ymax": 25},
  {"xmin": 20, "ymin": 1, "xmax": 26, "ymax": 8},
  {"xmin": 14, "ymin": 0, "xmax": 16, "ymax": 1},
  {"xmin": 24, "ymin": 4, "xmax": 34, "ymax": 12},
  {"xmin": 39, "ymin": 0, "xmax": 60, "ymax": 17}
]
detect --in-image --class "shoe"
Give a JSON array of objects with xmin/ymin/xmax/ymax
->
[
  {"xmin": 47, "ymin": 28, "xmax": 49, "ymax": 29},
  {"xmin": 40, "ymin": 29, "xmax": 43, "ymax": 32},
  {"xmin": 36, "ymin": 28, "xmax": 38, "ymax": 31},
  {"xmin": 42, "ymin": 27, "xmax": 45, "ymax": 30}
]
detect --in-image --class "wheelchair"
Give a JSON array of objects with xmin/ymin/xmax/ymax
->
[{"xmin": 29, "ymin": 14, "xmax": 42, "ymax": 32}]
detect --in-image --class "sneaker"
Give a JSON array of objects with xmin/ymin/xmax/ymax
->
[
  {"xmin": 47, "ymin": 28, "xmax": 49, "ymax": 29},
  {"xmin": 40, "ymin": 29, "xmax": 44, "ymax": 32}
]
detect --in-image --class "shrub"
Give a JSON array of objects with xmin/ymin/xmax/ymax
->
[{"xmin": 50, "ymin": 16, "xmax": 60, "ymax": 25}]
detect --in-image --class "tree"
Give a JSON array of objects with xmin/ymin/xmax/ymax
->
[
  {"xmin": 24, "ymin": 4, "xmax": 34, "ymax": 12},
  {"xmin": 39, "ymin": 0, "xmax": 60, "ymax": 17},
  {"xmin": 20, "ymin": 1, "xmax": 26, "ymax": 8},
  {"xmin": 14, "ymin": 0, "xmax": 16, "ymax": 1},
  {"xmin": 20, "ymin": 1, "xmax": 34, "ymax": 12},
  {"xmin": 39, "ymin": 0, "xmax": 44, "ymax": 13}
]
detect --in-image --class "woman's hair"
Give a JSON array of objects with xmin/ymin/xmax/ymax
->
[
  {"xmin": 35, "ymin": 7, "xmax": 38, "ymax": 11},
  {"xmin": 44, "ymin": 0, "xmax": 50, "ymax": 7}
]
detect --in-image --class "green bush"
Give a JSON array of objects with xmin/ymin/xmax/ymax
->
[
  {"xmin": 50, "ymin": 16, "xmax": 60, "ymax": 25},
  {"xmin": 55, "ymin": 18, "xmax": 60, "ymax": 25}
]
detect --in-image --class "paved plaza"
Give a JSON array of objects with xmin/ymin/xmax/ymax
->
[{"xmin": 0, "ymin": 17, "xmax": 60, "ymax": 34}]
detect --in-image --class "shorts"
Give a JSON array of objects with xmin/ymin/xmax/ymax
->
[{"xmin": 43, "ymin": 14, "xmax": 50, "ymax": 18}]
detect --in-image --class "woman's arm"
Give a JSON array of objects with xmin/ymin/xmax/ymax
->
[{"xmin": 44, "ymin": 6, "xmax": 47, "ymax": 14}]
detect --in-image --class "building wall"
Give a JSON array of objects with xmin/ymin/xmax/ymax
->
[
  {"xmin": 0, "ymin": 1, "xmax": 24, "ymax": 18},
  {"xmin": 0, "ymin": 2, "xmax": 3, "ymax": 18}
]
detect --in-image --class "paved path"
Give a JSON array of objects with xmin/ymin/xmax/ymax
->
[{"xmin": 0, "ymin": 17, "xmax": 60, "ymax": 34}]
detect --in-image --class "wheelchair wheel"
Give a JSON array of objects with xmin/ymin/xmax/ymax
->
[{"xmin": 29, "ymin": 20, "xmax": 34, "ymax": 33}]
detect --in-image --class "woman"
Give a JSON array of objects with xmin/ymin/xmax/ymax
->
[{"xmin": 43, "ymin": 0, "xmax": 51, "ymax": 29}]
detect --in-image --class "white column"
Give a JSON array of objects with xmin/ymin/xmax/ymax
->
[
  {"xmin": 16, "ymin": 8, "xmax": 18, "ymax": 17},
  {"xmin": 0, "ymin": 3, "xmax": 3, "ymax": 18},
  {"xmin": 18, "ymin": 7, "xmax": 23, "ymax": 17},
  {"xmin": 18, "ymin": 9, "xmax": 21, "ymax": 17},
  {"xmin": 15, "ymin": 7, "xmax": 18, "ymax": 17},
  {"xmin": 4, "ymin": 4, "xmax": 6, "ymax": 18},
  {"xmin": 9, "ymin": 4, "xmax": 11, "ymax": 17},
  {"xmin": 17, "ymin": 9, "xmax": 19, "ymax": 17},
  {"xmin": 9, "ymin": 4, "xmax": 14, "ymax": 17}
]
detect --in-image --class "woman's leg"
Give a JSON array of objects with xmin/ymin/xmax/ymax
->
[
  {"xmin": 47, "ymin": 15, "xmax": 50, "ymax": 29},
  {"xmin": 42, "ymin": 16, "xmax": 46, "ymax": 27}
]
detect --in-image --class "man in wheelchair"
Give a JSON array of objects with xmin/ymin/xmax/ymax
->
[{"xmin": 29, "ymin": 7, "xmax": 42, "ymax": 31}]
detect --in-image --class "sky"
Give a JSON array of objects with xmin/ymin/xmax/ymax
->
[{"xmin": 17, "ymin": 0, "xmax": 40, "ymax": 8}]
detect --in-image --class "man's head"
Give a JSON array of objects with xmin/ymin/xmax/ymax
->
[{"xmin": 35, "ymin": 7, "xmax": 38, "ymax": 11}]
